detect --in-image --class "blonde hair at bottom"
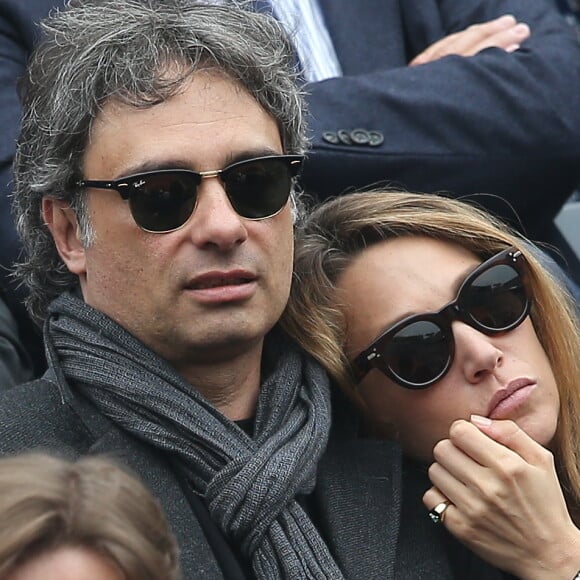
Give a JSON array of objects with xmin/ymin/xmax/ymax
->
[{"xmin": 0, "ymin": 452, "xmax": 181, "ymax": 579}]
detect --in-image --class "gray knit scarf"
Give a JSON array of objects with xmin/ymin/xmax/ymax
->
[{"xmin": 45, "ymin": 292, "xmax": 343, "ymax": 579}]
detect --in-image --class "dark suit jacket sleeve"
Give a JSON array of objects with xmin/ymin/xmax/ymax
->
[
  {"xmin": 0, "ymin": 296, "xmax": 33, "ymax": 390},
  {"xmin": 0, "ymin": 0, "xmax": 64, "ymax": 283},
  {"xmin": 304, "ymin": 0, "xmax": 580, "ymax": 237}
]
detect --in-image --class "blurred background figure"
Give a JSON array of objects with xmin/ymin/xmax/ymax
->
[
  {"xmin": 0, "ymin": 294, "xmax": 32, "ymax": 391},
  {"xmin": 0, "ymin": 453, "xmax": 180, "ymax": 580},
  {"xmin": 555, "ymin": 0, "xmax": 580, "ymax": 34}
]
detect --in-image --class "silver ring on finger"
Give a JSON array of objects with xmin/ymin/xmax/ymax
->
[{"xmin": 428, "ymin": 500, "xmax": 451, "ymax": 525}]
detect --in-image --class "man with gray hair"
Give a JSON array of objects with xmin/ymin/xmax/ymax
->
[{"xmin": 0, "ymin": 1, "xmax": 454, "ymax": 578}]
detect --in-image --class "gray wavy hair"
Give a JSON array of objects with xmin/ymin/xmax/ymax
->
[{"xmin": 13, "ymin": 0, "xmax": 308, "ymax": 324}]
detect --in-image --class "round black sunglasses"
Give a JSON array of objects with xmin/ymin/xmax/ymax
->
[
  {"xmin": 77, "ymin": 154, "xmax": 304, "ymax": 233},
  {"xmin": 352, "ymin": 247, "xmax": 531, "ymax": 389}
]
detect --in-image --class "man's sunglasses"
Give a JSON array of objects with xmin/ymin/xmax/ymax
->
[
  {"xmin": 78, "ymin": 154, "xmax": 304, "ymax": 233},
  {"xmin": 352, "ymin": 248, "xmax": 531, "ymax": 390}
]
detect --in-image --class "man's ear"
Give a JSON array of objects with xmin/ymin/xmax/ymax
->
[{"xmin": 42, "ymin": 197, "xmax": 87, "ymax": 276}]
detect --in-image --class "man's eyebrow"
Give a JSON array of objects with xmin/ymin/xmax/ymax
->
[
  {"xmin": 112, "ymin": 147, "xmax": 283, "ymax": 178},
  {"xmin": 224, "ymin": 147, "xmax": 283, "ymax": 166}
]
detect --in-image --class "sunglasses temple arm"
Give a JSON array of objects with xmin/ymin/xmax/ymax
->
[{"xmin": 350, "ymin": 355, "xmax": 370, "ymax": 384}]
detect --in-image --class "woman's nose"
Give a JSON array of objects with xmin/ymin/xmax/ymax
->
[{"xmin": 452, "ymin": 321, "xmax": 504, "ymax": 384}]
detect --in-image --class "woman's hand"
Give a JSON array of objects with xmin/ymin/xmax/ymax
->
[{"xmin": 423, "ymin": 416, "xmax": 580, "ymax": 580}]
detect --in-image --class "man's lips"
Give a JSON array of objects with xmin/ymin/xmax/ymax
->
[
  {"xmin": 186, "ymin": 270, "xmax": 256, "ymax": 289},
  {"xmin": 189, "ymin": 276, "xmax": 253, "ymax": 290},
  {"xmin": 487, "ymin": 377, "xmax": 536, "ymax": 419},
  {"xmin": 184, "ymin": 270, "xmax": 257, "ymax": 303}
]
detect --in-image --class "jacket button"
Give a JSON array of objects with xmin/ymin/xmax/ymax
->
[
  {"xmin": 368, "ymin": 130, "xmax": 385, "ymax": 146},
  {"xmin": 350, "ymin": 128, "xmax": 370, "ymax": 145},
  {"xmin": 337, "ymin": 129, "xmax": 353, "ymax": 145},
  {"xmin": 322, "ymin": 131, "xmax": 340, "ymax": 144}
]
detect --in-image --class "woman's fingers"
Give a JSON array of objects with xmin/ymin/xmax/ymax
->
[
  {"xmin": 423, "ymin": 486, "xmax": 454, "ymax": 525},
  {"xmin": 423, "ymin": 420, "xmax": 580, "ymax": 579},
  {"xmin": 435, "ymin": 418, "xmax": 549, "ymax": 472},
  {"xmin": 468, "ymin": 415, "xmax": 552, "ymax": 466}
]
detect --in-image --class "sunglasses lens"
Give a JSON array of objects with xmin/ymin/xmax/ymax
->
[
  {"xmin": 129, "ymin": 173, "xmax": 197, "ymax": 232},
  {"xmin": 384, "ymin": 320, "xmax": 451, "ymax": 388},
  {"xmin": 463, "ymin": 264, "xmax": 528, "ymax": 331},
  {"xmin": 224, "ymin": 158, "xmax": 293, "ymax": 219}
]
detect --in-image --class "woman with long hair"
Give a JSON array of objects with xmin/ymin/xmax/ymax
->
[{"xmin": 283, "ymin": 190, "xmax": 580, "ymax": 579}]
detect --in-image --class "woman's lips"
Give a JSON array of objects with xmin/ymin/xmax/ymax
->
[{"xmin": 487, "ymin": 378, "xmax": 537, "ymax": 420}]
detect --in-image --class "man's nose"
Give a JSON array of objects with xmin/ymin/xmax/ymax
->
[
  {"xmin": 184, "ymin": 178, "xmax": 248, "ymax": 250},
  {"xmin": 452, "ymin": 321, "xmax": 503, "ymax": 384}
]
